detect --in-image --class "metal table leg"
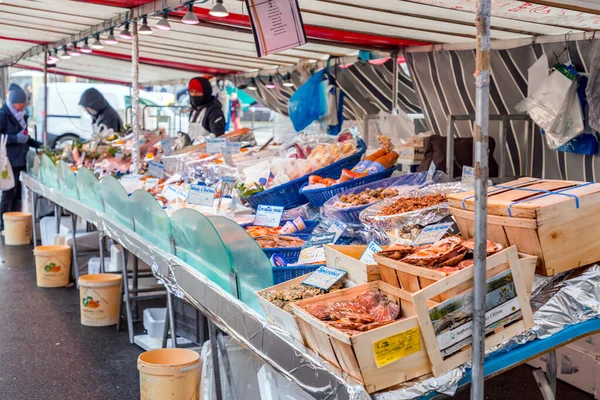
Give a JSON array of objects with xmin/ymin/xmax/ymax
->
[
  {"xmin": 216, "ymin": 329, "xmax": 237, "ymax": 399},
  {"xmin": 70, "ymin": 214, "xmax": 80, "ymax": 288},
  {"xmin": 533, "ymin": 350, "xmax": 557, "ymax": 400},
  {"xmin": 31, "ymin": 192, "xmax": 38, "ymax": 246},
  {"xmin": 162, "ymin": 309, "xmax": 170, "ymax": 348},
  {"xmin": 209, "ymin": 321, "xmax": 223, "ymax": 400},
  {"xmin": 166, "ymin": 291, "xmax": 177, "ymax": 348},
  {"xmin": 122, "ymin": 248, "xmax": 134, "ymax": 344},
  {"xmin": 132, "ymin": 256, "xmax": 139, "ymax": 319},
  {"xmin": 54, "ymin": 204, "xmax": 60, "ymax": 235},
  {"xmin": 99, "ymin": 234, "xmax": 106, "ymax": 274}
]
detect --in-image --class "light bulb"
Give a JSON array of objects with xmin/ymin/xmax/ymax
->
[
  {"xmin": 120, "ymin": 23, "xmax": 132, "ymax": 39},
  {"xmin": 182, "ymin": 3, "xmax": 199, "ymax": 24},
  {"xmin": 105, "ymin": 29, "xmax": 118, "ymax": 44},
  {"xmin": 209, "ymin": 0, "xmax": 229, "ymax": 17},
  {"xmin": 60, "ymin": 48, "xmax": 71, "ymax": 60},
  {"xmin": 80, "ymin": 39, "xmax": 92, "ymax": 54},
  {"xmin": 156, "ymin": 12, "xmax": 172, "ymax": 30},
  {"xmin": 265, "ymin": 77, "xmax": 276, "ymax": 89},
  {"xmin": 139, "ymin": 16, "xmax": 153, "ymax": 35},
  {"xmin": 68, "ymin": 43, "xmax": 81, "ymax": 56},
  {"xmin": 91, "ymin": 34, "xmax": 104, "ymax": 49}
]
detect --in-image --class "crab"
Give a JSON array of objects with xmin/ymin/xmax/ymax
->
[
  {"xmin": 461, "ymin": 238, "xmax": 504, "ymax": 255},
  {"xmin": 377, "ymin": 244, "xmax": 414, "ymax": 261},
  {"xmin": 401, "ymin": 236, "xmax": 465, "ymax": 267}
]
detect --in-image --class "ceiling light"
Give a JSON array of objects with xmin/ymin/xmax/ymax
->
[
  {"xmin": 91, "ymin": 34, "xmax": 104, "ymax": 49},
  {"xmin": 209, "ymin": 0, "xmax": 229, "ymax": 17},
  {"xmin": 105, "ymin": 29, "xmax": 118, "ymax": 44},
  {"xmin": 68, "ymin": 43, "xmax": 81, "ymax": 56},
  {"xmin": 120, "ymin": 23, "xmax": 132, "ymax": 39},
  {"xmin": 182, "ymin": 3, "xmax": 199, "ymax": 24},
  {"xmin": 80, "ymin": 39, "xmax": 92, "ymax": 54},
  {"xmin": 156, "ymin": 12, "xmax": 172, "ymax": 30},
  {"xmin": 60, "ymin": 48, "xmax": 71, "ymax": 60},
  {"xmin": 139, "ymin": 16, "xmax": 153, "ymax": 35},
  {"xmin": 283, "ymin": 74, "xmax": 294, "ymax": 87},
  {"xmin": 47, "ymin": 51, "xmax": 59, "ymax": 63},
  {"xmin": 248, "ymin": 79, "xmax": 257, "ymax": 91},
  {"xmin": 265, "ymin": 77, "xmax": 276, "ymax": 89}
]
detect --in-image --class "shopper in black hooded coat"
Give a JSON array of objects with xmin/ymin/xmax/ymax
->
[
  {"xmin": 78, "ymin": 88, "xmax": 123, "ymax": 135},
  {"xmin": 187, "ymin": 77, "xmax": 225, "ymax": 138}
]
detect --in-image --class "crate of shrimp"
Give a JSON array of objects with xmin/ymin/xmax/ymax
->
[
  {"xmin": 374, "ymin": 237, "xmax": 537, "ymax": 302},
  {"xmin": 291, "ymin": 281, "xmax": 436, "ymax": 393}
]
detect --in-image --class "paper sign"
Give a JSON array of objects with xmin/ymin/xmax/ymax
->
[
  {"xmin": 144, "ymin": 178, "xmax": 159, "ymax": 190},
  {"xmin": 254, "ymin": 205, "xmax": 284, "ymax": 227},
  {"xmin": 412, "ymin": 222, "xmax": 453, "ymax": 246},
  {"xmin": 161, "ymin": 138, "xmax": 174, "ymax": 156},
  {"xmin": 302, "ymin": 266, "xmax": 347, "ymax": 290},
  {"xmin": 245, "ymin": 0, "xmax": 307, "ymax": 57},
  {"xmin": 360, "ymin": 241, "xmax": 383, "ymax": 264},
  {"xmin": 206, "ymin": 138, "xmax": 226, "ymax": 154},
  {"xmin": 162, "ymin": 185, "xmax": 189, "ymax": 202},
  {"xmin": 298, "ymin": 232, "xmax": 337, "ymax": 264},
  {"xmin": 222, "ymin": 176, "xmax": 236, "ymax": 185},
  {"xmin": 224, "ymin": 141, "xmax": 241, "ymax": 154},
  {"xmin": 461, "ymin": 166, "xmax": 475, "ymax": 191},
  {"xmin": 188, "ymin": 185, "xmax": 216, "ymax": 207},
  {"xmin": 147, "ymin": 161, "xmax": 165, "ymax": 179},
  {"xmin": 327, "ymin": 219, "xmax": 347, "ymax": 243},
  {"xmin": 373, "ymin": 327, "xmax": 421, "ymax": 368},
  {"xmin": 121, "ymin": 174, "xmax": 143, "ymax": 182}
]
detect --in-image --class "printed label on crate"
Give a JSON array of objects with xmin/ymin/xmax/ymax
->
[
  {"xmin": 162, "ymin": 185, "xmax": 189, "ymax": 202},
  {"xmin": 359, "ymin": 241, "xmax": 383, "ymax": 264},
  {"xmin": 298, "ymin": 232, "xmax": 336, "ymax": 264},
  {"xmin": 429, "ymin": 269, "xmax": 522, "ymax": 357},
  {"xmin": 144, "ymin": 178, "xmax": 159, "ymax": 190},
  {"xmin": 412, "ymin": 222, "xmax": 453, "ymax": 246},
  {"xmin": 461, "ymin": 166, "xmax": 475, "ymax": 191},
  {"xmin": 373, "ymin": 327, "xmax": 422, "ymax": 368},
  {"xmin": 302, "ymin": 266, "xmax": 347, "ymax": 290},
  {"xmin": 206, "ymin": 138, "xmax": 227, "ymax": 154},
  {"xmin": 161, "ymin": 138, "xmax": 174, "ymax": 156},
  {"xmin": 254, "ymin": 205, "xmax": 284, "ymax": 227},
  {"xmin": 327, "ymin": 219, "xmax": 347, "ymax": 243},
  {"xmin": 188, "ymin": 185, "xmax": 215, "ymax": 207},
  {"xmin": 147, "ymin": 161, "xmax": 165, "ymax": 179}
]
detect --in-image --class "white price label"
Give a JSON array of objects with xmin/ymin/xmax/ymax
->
[
  {"xmin": 461, "ymin": 166, "xmax": 475, "ymax": 191},
  {"xmin": 162, "ymin": 185, "xmax": 189, "ymax": 202},
  {"xmin": 188, "ymin": 185, "xmax": 216, "ymax": 207},
  {"xmin": 147, "ymin": 161, "xmax": 165, "ymax": 179},
  {"xmin": 298, "ymin": 232, "xmax": 336, "ymax": 264},
  {"xmin": 254, "ymin": 205, "xmax": 284, "ymax": 228},
  {"xmin": 224, "ymin": 141, "xmax": 241, "ymax": 154},
  {"xmin": 121, "ymin": 174, "xmax": 143, "ymax": 182},
  {"xmin": 144, "ymin": 178, "xmax": 159, "ymax": 190},
  {"xmin": 206, "ymin": 138, "xmax": 226, "ymax": 154},
  {"xmin": 412, "ymin": 222, "xmax": 453, "ymax": 246},
  {"xmin": 360, "ymin": 241, "xmax": 383, "ymax": 264},
  {"xmin": 161, "ymin": 138, "xmax": 174, "ymax": 156},
  {"xmin": 302, "ymin": 266, "xmax": 347, "ymax": 290},
  {"xmin": 327, "ymin": 219, "xmax": 347, "ymax": 243}
]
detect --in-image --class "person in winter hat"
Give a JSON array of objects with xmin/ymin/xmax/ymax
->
[
  {"xmin": 0, "ymin": 83, "xmax": 42, "ymax": 229},
  {"xmin": 78, "ymin": 88, "xmax": 123, "ymax": 136},
  {"xmin": 187, "ymin": 77, "xmax": 225, "ymax": 138}
]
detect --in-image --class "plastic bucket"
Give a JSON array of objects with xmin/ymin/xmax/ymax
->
[
  {"xmin": 78, "ymin": 274, "xmax": 122, "ymax": 327},
  {"xmin": 33, "ymin": 245, "xmax": 71, "ymax": 287},
  {"xmin": 138, "ymin": 348, "xmax": 201, "ymax": 400},
  {"xmin": 4, "ymin": 212, "xmax": 32, "ymax": 245}
]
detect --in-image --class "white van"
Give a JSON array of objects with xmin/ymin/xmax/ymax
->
[{"xmin": 35, "ymin": 82, "xmax": 175, "ymax": 148}]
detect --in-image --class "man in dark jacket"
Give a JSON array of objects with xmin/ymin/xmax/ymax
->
[
  {"xmin": 188, "ymin": 77, "xmax": 225, "ymax": 139},
  {"xmin": 78, "ymin": 88, "xmax": 123, "ymax": 136},
  {"xmin": 0, "ymin": 83, "xmax": 42, "ymax": 229}
]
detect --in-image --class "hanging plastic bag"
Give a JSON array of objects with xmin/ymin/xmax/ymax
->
[
  {"xmin": 378, "ymin": 108, "xmax": 415, "ymax": 146},
  {"xmin": 0, "ymin": 135, "xmax": 15, "ymax": 191},
  {"xmin": 288, "ymin": 69, "xmax": 328, "ymax": 132}
]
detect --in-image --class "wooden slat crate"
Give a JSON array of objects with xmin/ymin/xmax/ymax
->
[
  {"xmin": 447, "ymin": 178, "xmax": 600, "ymax": 276},
  {"xmin": 324, "ymin": 245, "xmax": 382, "ymax": 284},
  {"xmin": 411, "ymin": 246, "xmax": 535, "ymax": 377},
  {"xmin": 373, "ymin": 248, "xmax": 537, "ymax": 302},
  {"xmin": 291, "ymin": 281, "xmax": 437, "ymax": 393}
]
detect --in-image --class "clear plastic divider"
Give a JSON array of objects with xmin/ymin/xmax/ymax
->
[{"xmin": 131, "ymin": 189, "xmax": 172, "ymax": 253}]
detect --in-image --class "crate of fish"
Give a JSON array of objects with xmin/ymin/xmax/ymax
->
[
  {"xmin": 374, "ymin": 238, "xmax": 537, "ymax": 302},
  {"xmin": 255, "ymin": 235, "xmax": 308, "ymax": 264},
  {"xmin": 291, "ymin": 281, "xmax": 435, "ymax": 393}
]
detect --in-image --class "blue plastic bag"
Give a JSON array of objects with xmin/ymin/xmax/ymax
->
[{"xmin": 288, "ymin": 69, "xmax": 328, "ymax": 132}]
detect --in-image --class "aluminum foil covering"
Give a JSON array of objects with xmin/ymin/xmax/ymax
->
[{"xmin": 22, "ymin": 173, "xmax": 369, "ymax": 400}]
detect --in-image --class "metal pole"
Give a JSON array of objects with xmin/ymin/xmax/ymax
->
[
  {"xmin": 131, "ymin": 21, "xmax": 140, "ymax": 173},
  {"xmin": 391, "ymin": 50, "xmax": 399, "ymax": 112},
  {"xmin": 43, "ymin": 50, "xmax": 49, "ymax": 148},
  {"xmin": 499, "ymin": 118, "xmax": 507, "ymax": 179},
  {"xmin": 471, "ymin": 0, "xmax": 491, "ymax": 399},
  {"xmin": 446, "ymin": 117, "xmax": 455, "ymax": 179}
]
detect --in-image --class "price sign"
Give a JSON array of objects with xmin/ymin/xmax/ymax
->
[
  {"xmin": 222, "ymin": 176, "xmax": 236, "ymax": 186},
  {"xmin": 254, "ymin": 205, "xmax": 284, "ymax": 228},
  {"xmin": 161, "ymin": 138, "xmax": 174, "ymax": 156},
  {"xmin": 144, "ymin": 178, "xmax": 159, "ymax": 190},
  {"xmin": 162, "ymin": 185, "xmax": 189, "ymax": 202},
  {"xmin": 360, "ymin": 241, "xmax": 383, "ymax": 264},
  {"xmin": 461, "ymin": 166, "xmax": 475, "ymax": 191},
  {"xmin": 298, "ymin": 232, "xmax": 336, "ymax": 264},
  {"xmin": 147, "ymin": 161, "xmax": 165, "ymax": 179},
  {"xmin": 188, "ymin": 185, "xmax": 216, "ymax": 207},
  {"xmin": 224, "ymin": 141, "xmax": 241, "ymax": 154},
  {"xmin": 302, "ymin": 266, "xmax": 347, "ymax": 290},
  {"xmin": 327, "ymin": 219, "xmax": 347, "ymax": 243},
  {"xmin": 121, "ymin": 174, "xmax": 143, "ymax": 182},
  {"xmin": 206, "ymin": 138, "xmax": 226, "ymax": 154},
  {"xmin": 412, "ymin": 222, "xmax": 453, "ymax": 246}
]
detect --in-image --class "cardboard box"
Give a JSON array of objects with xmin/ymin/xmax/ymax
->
[
  {"xmin": 324, "ymin": 245, "xmax": 381, "ymax": 284},
  {"xmin": 397, "ymin": 145, "xmax": 425, "ymax": 161},
  {"xmin": 571, "ymin": 334, "xmax": 600, "ymax": 357},
  {"xmin": 528, "ymin": 344, "xmax": 600, "ymax": 397}
]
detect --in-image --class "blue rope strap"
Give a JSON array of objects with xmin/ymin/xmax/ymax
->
[{"xmin": 461, "ymin": 179, "xmax": 542, "ymax": 210}]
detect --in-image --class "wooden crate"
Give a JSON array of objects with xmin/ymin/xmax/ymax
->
[
  {"xmin": 324, "ymin": 244, "xmax": 382, "ymax": 284},
  {"xmin": 411, "ymin": 246, "xmax": 534, "ymax": 377},
  {"xmin": 291, "ymin": 281, "xmax": 437, "ymax": 393},
  {"xmin": 374, "ymin": 247, "xmax": 537, "ymax": 302},
  {"xmin": 447, "ymin": 178, "xmax": 600, "ymax": 276}
]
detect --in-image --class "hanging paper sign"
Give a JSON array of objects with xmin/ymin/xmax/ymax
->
[
  {"xmin": 188, "ymin": 185, "xmax": 216, "ymax": 207},
  {"xmin": 161, "ymin": 138, "xmax": 174, "ymax": 156},
  {"xmin": 245, "ymin": 0, "xmax": 307, "ymax": 57},
  {"xmin": 360, "ymin": 241, "xmax": 383, "ymax": 264},
  {"xmin": 327, "ymin": 219, "xmax": 347, "ymax": 243},
  {"xmin": 412, "ymin": 222, "xmax": 454, "ymax": 246},
  {"xmin": 302, "ymin": 266, "xmax": 347, "ymax": 290},
  {"xmin": 254, "ymin": 205, "xmax": 284, "ymax": 227},
  {"xmin": 298, "ymin": 232, "xmax": 336, "ymax": 264},
  {"xmin": 147, "ymin": 161, "xmax": 165, "ymax": 179},
  {"xmin": 461, "ymin": 166, "xmax": 475, "ymax": 191},
  {"xmin": 206, "ymin": 138, "xmax": 227, "ymax": 154}
]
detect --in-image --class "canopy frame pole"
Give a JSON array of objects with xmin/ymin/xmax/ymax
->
[
  {"xmin": 43, "ymin": 49, "xmax": 49, "ymax": 148},
  {"xmin": 131, "ymin": 21, "xmax": 140, "ymax": 173},
  {"xmin": 471, "ymin": 0, "xmax": 491, "ymax": 399},
  {"xmin": 391, "ymin": 50, "xmax": 399, "ymax": 112}
]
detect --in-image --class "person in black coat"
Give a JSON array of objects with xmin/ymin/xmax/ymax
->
[
  {"xmin": 78, "ymin": 88, "xmax": 123, "ymax": 136},
  {"xmin": 0, "ymin": 83, "xmax": 42, "ymax": 230},
  {"xmin": 187, "ymin": 77, "xmax": 225, "ymax": 138}
]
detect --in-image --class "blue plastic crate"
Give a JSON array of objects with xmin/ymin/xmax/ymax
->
[
  {"xmin": 245, "ymin": 139, "xmax": 366, "ymax": 210},
  {"xmin": 241, "ymin": 219, "xmax": 319, "ymax": 236},
  {"xmin": 272, "ymin": 264, "xmax": 323, "ymax": 284},
  {"xmin": 260, "ymin": 234, "xmax": 311, "ymax": 264},
  {"xmin": 300, "ymin": 167, "xmax": 396, "ymax": 208}
]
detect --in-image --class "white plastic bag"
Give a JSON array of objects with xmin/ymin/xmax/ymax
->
[
  {"xmin": 378, "ymin": 108, "xmax": 415, "ymax": 145},
  {"xmin": 0, "ymin": 135, "xmax": 15, "ymax": 191}
]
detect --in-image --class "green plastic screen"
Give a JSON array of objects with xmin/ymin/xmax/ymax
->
[
  {"xmin": 57, "ymin": 161, "xmax": 79, "ymax": 199},
  {"xmin": 100, "ymin": 176, "xmax": 133, "ymax": 228},
  {"xmin": 131, "ymin": 189, "xmax": 172, "ymax": 253},
  {"xmin": 40, "ymin": 154, "xmax": 58, "ymax": 188},
  {"xmin": 76, "ymin": 168, "xmax": 104, "ymax": 211}
]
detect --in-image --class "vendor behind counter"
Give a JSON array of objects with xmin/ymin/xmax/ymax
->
[{"xmin": 187, "ymin": 77, "xmax": 225, "ymax": 139}]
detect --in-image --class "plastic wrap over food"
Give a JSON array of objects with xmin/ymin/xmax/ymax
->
[{"xmin": 360, "ymin": 182, "xmax": 464, "ymax": 244}]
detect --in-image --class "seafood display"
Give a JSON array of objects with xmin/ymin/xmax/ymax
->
[
  {"xmin": 302, "ymin": 290, "xmax": 400, "ymax": 335},
  {"xmin": 261, "ymin": 281, "xmax": 343, "ymax": 312},
  {"xmin": 377, "ymin": 238, "xmax": 504, "ymax": 270},
  {"xmin": 336, "ymin": 187, "xmax": 400, "ymax": 207},
  {"xmin": 255, "ymin": 235, "xmax": 305, "ymax": 249},
  {"xmin": 245, "ymin": 226, "xmax": 284, "ymax": 238},
  {"xmin": 379, "ymin": 194, "xmax": 447, "ymax": 216}
]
